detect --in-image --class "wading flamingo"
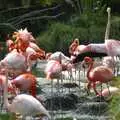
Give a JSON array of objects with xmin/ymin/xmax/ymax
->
[
  {"xmin": 45, "ymin": 60, "xmax": 62, "ymax": 80},
  {"xmin": 10, "ymin": 73, "xmax": 37, "ymax": 97},
  {"xmin": 3, "ymin": 71, "xmax": 50, "ymax": 119},
  {"xmin": 82, "ymin": 56, "xmax": 114, "ymax": 96},
  {"xmin": 46, "ymin": 51, "xmax": 73, "ymax": 71}
]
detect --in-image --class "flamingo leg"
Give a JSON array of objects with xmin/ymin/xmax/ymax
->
[
  {"xmin": 86, "ymin": 81, "xmax": 92, "ymax": 95},
  {"xmin": 92, "ymin": 82, "xmax": 99, "ymax": 96}
]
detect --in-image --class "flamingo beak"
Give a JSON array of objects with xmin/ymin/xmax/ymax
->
[{"xmin": 46, "ymin": 73, "xmax": 51, "ymax": 80}]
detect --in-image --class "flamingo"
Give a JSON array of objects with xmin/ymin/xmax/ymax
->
[
  {"xmin": 10, "ymin": 73, "xmax": 37, "ymax": 97},
  {"xmin": 1, "ymin": 33, "xmax": 44, "ymax": 77},
  {"xmin": 69, "ymin": 8, "xmax": 120, "ymax": 61},
  {"xmin": 46, "ymin": 51, "xmax": 73, "ymax": 71},
  {"xmin": 0, "ymin": 49, "xmax": 28, "ymax": 78},
  {"xmin": 3, "ymin": 71, "xmax": 50, "ymax": 119},
  {"xmin": 104, "ymin": 8, "xmax": 120, "ymax": 58},
  {"xmin": 13, "ymin": 28, "xmax": 45, "ymax": 58},
  {"xmin": 82, "ymin": 56, "xmax": 114, "ymax": 96},
  {"xmin": 45, "ymin": 60, "xmax": 62, "ymax": 80},
  {"xmin": 69, "ymin": 38, "xmax": 107, "ymax": 58}
]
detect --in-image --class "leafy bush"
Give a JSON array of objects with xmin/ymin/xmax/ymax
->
[{"xmin": 108, "ymin": 76, "xmax": 120, "ymax": 120}]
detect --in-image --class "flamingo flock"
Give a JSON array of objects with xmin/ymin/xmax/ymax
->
[
  {"xmin": 0, "ymin": 7, "xmax": 120, "ymax": 120},
  {"xmin": 0, "ymin": 28, "xmax": 50, "ymax": 119}
]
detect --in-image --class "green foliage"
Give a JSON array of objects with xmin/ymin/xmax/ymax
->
[
  {"xmin": 37, "ymin": 22, "xmax": 76, "ymax": 53},
  {"xmin": 0, "ymin": 113, "xmax": 15, "ymax": 120},
  {"xmin": 108, "ymin": 76, "xmax": 120, "ymax": 120},
  {"xmin": 109, "ymin": 95, "xmax": 120, "ymax": 120},
  {"xmin": 37, "ymin": 12, "xmax": 108, "ymax": 53},
  {"xmin": 111, "ymin": 76, "xmax": 120, "ymax": 87}
]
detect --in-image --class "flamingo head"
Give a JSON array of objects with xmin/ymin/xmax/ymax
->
[
  {"xmin": 82, "ymin": 56, "xmax": 94, "ymax": 68},
  {"xmin": 69, "ymin": 38, "xmax": 79, "ymax": 55},
  {"xmin": 13, "ymin": 28, "xmax": 32, "ymax": 52},
  {"xmin": 107, "ymin": 7, "xmax": 111, "ymax": 13}
]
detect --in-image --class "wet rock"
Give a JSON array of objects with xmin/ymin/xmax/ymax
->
[
  {"xmin": 62, "ymin": 83, "xmax": 79, "ymax": 88},
  {"xmin": 45, "ymin": 93, "xmax": 78, "ymax": 110},
  {"xmin": 75, "ymin": 102, "xmax": 108, "ymax": 116},
  {"xmin": 91, "ymin": 96, "xmax": 107, "ymax": 102}
]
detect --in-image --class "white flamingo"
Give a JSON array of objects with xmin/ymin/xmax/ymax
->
[{"xmin": 3, "ymin": 71, "xmax": 50, "ymax": 119}]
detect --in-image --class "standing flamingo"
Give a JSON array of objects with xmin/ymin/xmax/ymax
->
[
  {"xmin": 3, "ymin": 71, "xmax": 50, "ymax": 119},
  {"xmin": 46, "ymin": 51, "xmax": 73, "ymax": 71},
  {"xmin": 45, "ymin": 60, "xmax": 62, "ymax": 80},
  {"xmin": 70, "ymin": 8, "xmax": 120, "ymax": 61},
  {"xmin": 82, "ymin": 56, "xmax": 114, "ymax": 96},
  {"xmin": 104, "ymin": 7, "xmax": 120, "ymax": 57}
]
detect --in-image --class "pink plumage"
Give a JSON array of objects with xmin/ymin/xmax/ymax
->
[
  {"xmin": 82, "ymin": 56, "xmax": 114, "ymax": 96},
  {"xmin": 11, "ymin": 73, "xmax": 37, "ymax": 97},
  {"xmin": 45, "ymin": 60, "xmax": 62, "ymax": 80}
]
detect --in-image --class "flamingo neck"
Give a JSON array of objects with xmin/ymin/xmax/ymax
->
[
  {"xmin": 4, "ymin": 73, "xmax": 10, "ymax": 110},
  {"xmin": 87, "ymin": 62, "xmax": 93, "ymax": 80},
  {"xmin": 105, "ymin": 8, "xmax": 111, "ymax": 40}
]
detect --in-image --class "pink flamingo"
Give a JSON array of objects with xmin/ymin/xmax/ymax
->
[
  {"xmin": 45, "ymin": 60, "xmax": 62, "ymax": 80},
  {"xmin": 3, "ymin": 71, "xmax": 50, "ymax": 119},
  {"xmin": 0, "ymin": 50, "xmax": 28, "ymax": 78},
  {"xmin": 69, "ymin": 8, "xmax": 120, "ymax": 61},
  {"xmin": 1, "ymin": 29, "xmax": 45, "ymax": 77},
  {"xmin": 10, "ymin": 73, "xmax": 37, "ymax": 97},
  {"xmin": 82, "ymin": 56, "xmax": 114, "ymax": 96},
  {"xmin": 104, "ymin": 8, "xmax": 120, "ymax": 57},
  {"xmin": 13, "ymin": 28, "xmax": 45, "ymax": 58},
  {"xmin": 46, "ymin": 51, "xmax": 73, "ymax": 71},
  {"xmin": 69, "ymin": 38, "xmax": 107, "ymax": 58}
]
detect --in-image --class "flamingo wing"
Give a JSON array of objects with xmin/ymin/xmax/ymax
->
[
  {"xmin": 89, "ymin": 66, "xmax": 113, "ymax": 82},
  {"xmin": 105, "ymin": 39, "xmax": 120, "ymax": 56}
]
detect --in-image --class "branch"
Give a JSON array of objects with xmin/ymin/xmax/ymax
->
[
  {"xmin": 0, "ymin": 23, "xmax": 17, "ymax": 30},
  {"xmin": 7, "ymin": 4, "xmax": 61, "ymax": 23},
  {"xmin": 13, "ymin": 12, "xmax": 65, "ymax": 26}
]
